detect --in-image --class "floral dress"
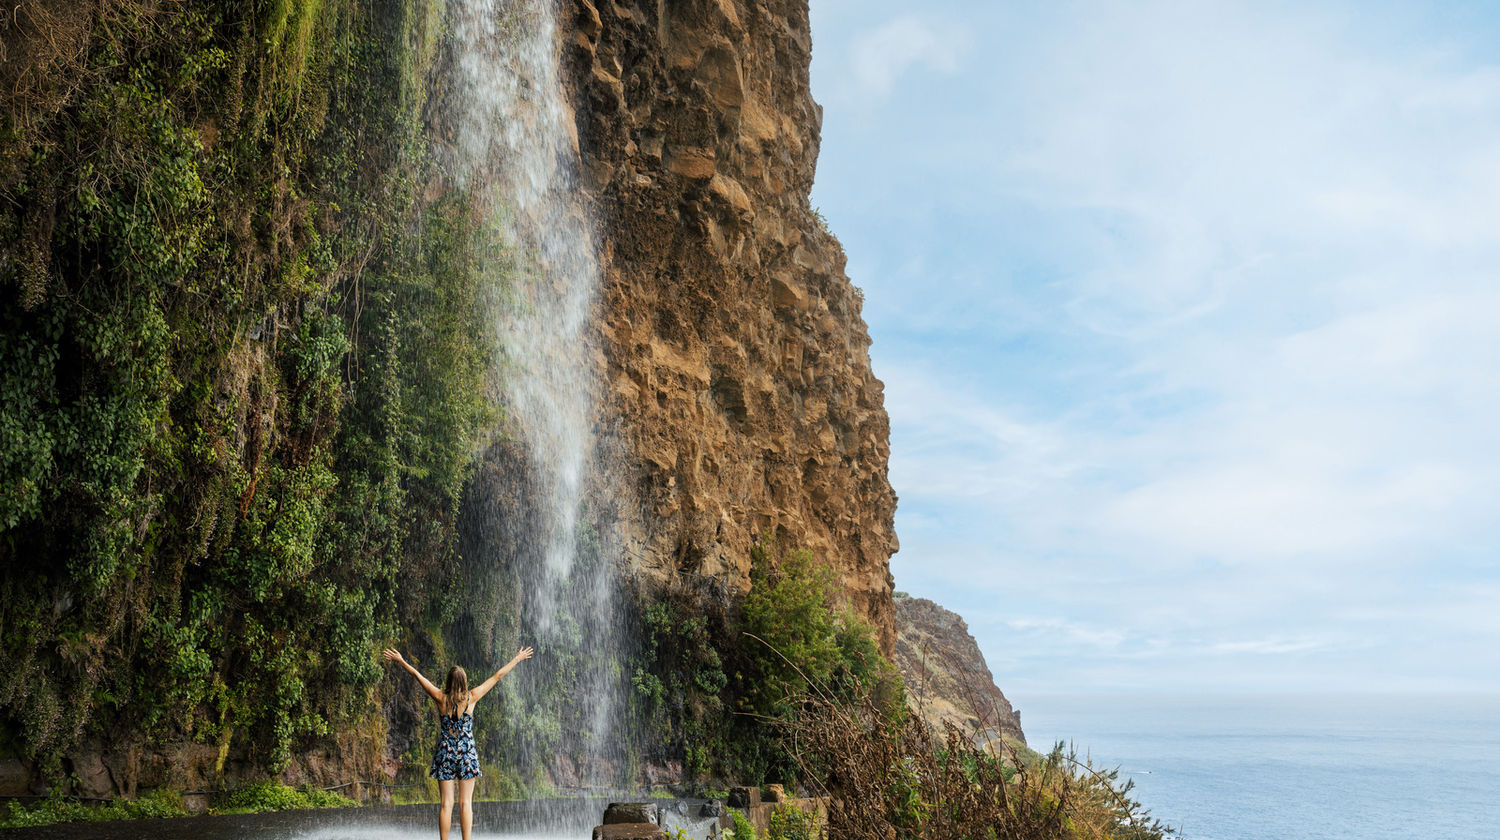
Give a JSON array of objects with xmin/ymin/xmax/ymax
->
[{"xmin": 429, "ymin": 709, "xmax": 481, "ymax": 780}]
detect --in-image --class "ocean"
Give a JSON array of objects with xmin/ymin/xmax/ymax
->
[{"xmin": 1018, "ymin": 692, "xmax": 1500, "ymax": 840}]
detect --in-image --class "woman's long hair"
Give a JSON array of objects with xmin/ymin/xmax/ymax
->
[{"xmin": 442, "ymin": 666, "xmax": 469, "ymax": 719}]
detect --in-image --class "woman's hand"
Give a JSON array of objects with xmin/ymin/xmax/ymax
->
[
  {"xmin": 383, "ymin": 649, "xmax": 441, "ymax": 701},
  {"xmin": 512, "ymin": 646, "xmax": 534, "ymax": 664}
]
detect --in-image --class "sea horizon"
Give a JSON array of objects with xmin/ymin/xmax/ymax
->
[{"xmin": 1013, "ymin": 690, "xmax": 1500, "ymax": 840}]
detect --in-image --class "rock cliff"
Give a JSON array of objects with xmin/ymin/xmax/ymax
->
[
  {"xmin": 0, "ymin": 0, "xmax": 900, "ymax": 798},
  {"xmin": 894, "ymin": 593, "xmax": 1026, "ymax": 747},
  {"xmin": 562, "ymin": 0, "xmax": 899, "ymax": 650}
]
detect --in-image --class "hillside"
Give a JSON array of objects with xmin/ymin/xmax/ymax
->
[{"xmin": 894, "ymin": 593, "xmax": 1026, "ymax": 748}]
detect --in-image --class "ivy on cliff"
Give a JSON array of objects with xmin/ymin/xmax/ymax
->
[{"xmin": 0, "ymin": 0, "xmax": 499, "ymax": 780}]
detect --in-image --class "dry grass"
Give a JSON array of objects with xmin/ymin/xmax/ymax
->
[
  {"xmin": 775, "ymin": 688, "xmax": 1169, "ymax": 840},
  {"xmin": 1, "ymin": 1, "xmax": 164, "ymax": 133},
  {"xmin": 747, "ymin": 635, "xmax": 1170, "ymax": 840}
]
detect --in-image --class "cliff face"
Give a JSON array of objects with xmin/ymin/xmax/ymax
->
[
  {"xmin": 562, "ymin": 0, "xmax": 900, "ymax": 651},
  {"xmin": 894, "ymin": 594, "xmax": 1026, "ymax": 747},
  {"xmin": 0, "ymin": 0, "xmax": 899, "ymax": 798}
]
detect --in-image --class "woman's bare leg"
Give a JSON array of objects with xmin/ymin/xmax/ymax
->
[
  {"xmin": 438, "ymin": 779, "xmax": 455, "ymax": 840},
  {"xmin": 458, "ymin": 777, "xmax": 477, "ymax": 840}
]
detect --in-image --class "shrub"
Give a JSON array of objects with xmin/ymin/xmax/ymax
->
[
  {"xmin": 626, "ymin": 537, "xmax": 907, "ymax": 790},
  {"xmin": 767, "ymin": 802, "xmax": 821, "ymax": 840},
  {"xmin": 725, "ymin": 807, "xmax": 758, "ymax": 840},
  {"xmin": 727, "ymin": 536, "xmax": 904, "ymax": 784},
  {"xmin": 213, "ymin": 780, "xmax": 357, "ymax": 815},
  {"xmin": 0, "ymin": 789, "xmax": 186, "ymax": 828},
  {"xmin": 740, "ymin": 537, "xmax": 901, "ymax": 716},
  {"xmin": 778, "ymin": 685, "xmax": 1171, "ymax": 840}
]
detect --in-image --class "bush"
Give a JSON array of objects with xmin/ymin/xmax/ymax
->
[
  {"xmin": 727, "ymin": 536, "xmax": 904, "ymax": 784},
  {"xmin": 0, "ymin": 789, "xmax": 186, "ymax": 828},
  {"xmin": 778, "ymin": 686, "xmax": 1171, "ymax": 840},
  {"xmin": 626, "ymin": 537, "xmax": 907, "ymax": 790},
  {"xmin": 725, "ymin": 807, "xmax": 758, "ymax": 840},
  {"xmin": 767, "ymin": 802, "xmax": 821, "ymax": 840},
  {"xmin": 740, "ymin": 537, "xmax": 901, "ymax": 715},
  {"xmin": 213, "ymin": 780, "xmax": 357, "ymax": 815}
]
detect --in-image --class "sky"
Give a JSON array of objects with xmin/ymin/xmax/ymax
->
[{"xmin": 806, "ymin": 0, "xmax": 1500, "ymax": 697}]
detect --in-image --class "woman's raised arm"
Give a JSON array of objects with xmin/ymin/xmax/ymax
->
[
  {"xmin": 470, "ymin": 646, "xmax": 534, "ymax": 704},
  {"xmin": 382, "ymin": 649, "xmax": 443, "ymax": 705}
]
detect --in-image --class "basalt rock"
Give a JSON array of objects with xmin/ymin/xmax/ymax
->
[
  {"xmin": 894, "ymin": 593, "xmax": 1027, "ymax": 747},
  {"xmin": 561, "ymin": 0, "xmax": 898, "ymax": 651}
]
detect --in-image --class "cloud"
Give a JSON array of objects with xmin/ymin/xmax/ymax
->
[
  {"xmin": 1209, "ymin": 638, "xmax": 1330, "ymax": 656},
  {"xmin": 811, "ymin": 0, "xmax": 1500, "ymax": 692},
  {"xmin": 1006, "ymin": 618, "xmax": 1127, "ymax": 650},
  {"xmin": 847, "ymin": 15, "xmax": 965, "ymax": 98}
]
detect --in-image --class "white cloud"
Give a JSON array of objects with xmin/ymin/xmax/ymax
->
[
  {"xmin": 1006, "ymin": 618, "xmax": 1127, "ymax": 650},
  {"xmin": 847, "ymin": 15, "xmax": 965, "ymax": 98},
  {"xmin": 1209, "ymin": 638, "xmax": 1331, "ymax": 656},
  {"xmin": 813, "ymin": 0, "xmax": 1500, "ymax": 693}
]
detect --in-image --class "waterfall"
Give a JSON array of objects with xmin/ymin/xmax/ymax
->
[{"xmin": 441, "ymin": 0, "xmax": 626, "ymax": 786}]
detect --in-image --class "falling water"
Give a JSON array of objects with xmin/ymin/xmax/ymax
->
[{"xmin": 440, "ymin": 0, "xmax": 626, "ymax": 785}]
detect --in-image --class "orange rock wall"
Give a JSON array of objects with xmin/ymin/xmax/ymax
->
[{"xmin": 562, "ymin": 0, "xmax": 899, "ymax": 650}]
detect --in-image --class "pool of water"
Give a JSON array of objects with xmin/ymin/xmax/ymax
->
[{"xmin": 0, "ymin": 798, "xmax": 717, "ymax": 840}]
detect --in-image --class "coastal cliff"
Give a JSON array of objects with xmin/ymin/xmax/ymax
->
[
  {"xmin": 564, "ymin": 0, "xmax": 899, "ymax": 652},
  {"xmin": 894, "ymin": 593, "xmax": 1026, "ymax": 747},
  {"xmin": 0, "ymin": 0, "xmax": 897, "ymax": 798}
]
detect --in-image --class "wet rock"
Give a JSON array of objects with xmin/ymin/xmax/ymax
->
[
  {"xmin": 66, "ymin": 752, "xmax": 113, "ymax": 798},
  {"xmin": 604, "ymin": 802, "xmax": 661, "ymax": 825},
  {"xmin": 0, "ymin": 759, "xmax": 30, "ymax": 796},
  {"xmin": 700, "ymin": 799, "xmax": 724, "ymax": 817},
  {"xmin": 183, "ymin": 792, "xmax": 211, "ymax": 815},
  {"xmin": 639, "ymin": 758, "xmax": 684, "ymax": 786}
]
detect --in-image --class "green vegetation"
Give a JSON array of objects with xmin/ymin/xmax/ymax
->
[
  {"xmin": 766, "ymin": 803, "xmax": 821, "ymax": 840},
  {"xmin": 0, "ymin": 790, "xmax": 186, "ymax": 828},
  {"xmin": 729, "ymin": 537, "xmax": 903, "ymax": 786},
  {"xmin": 739, "ymin": 538, "xmax": 900, "ymax": 715},
  {"xmin": 0, "ymin": 781, "xmax": 358, "ymax": 828},
  {"xmin": 724, "ymin": 807, "xmax": 758, "ymax": 840},
  {"xmin": 212, "ymin": 780, "xmax": 357, "ymax": 815},
  {"xmin": 781, "ymin": 684, "xmax": 1170, "ymax": 840},
  {"xmin": 0, "ymin": 0, "xmax": 502, "ymax": 788},
  {"xmin": 631, "ymin": 593, "xmax": 729, "ymax": 781},
  {"xmin": 629, "ymin": 536, "xmax": 903, "ymax": 790}
]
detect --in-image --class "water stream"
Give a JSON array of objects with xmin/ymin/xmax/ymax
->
[{"xmin": 440, "ymin": 0, "xmax": 628, "ymax": 787}]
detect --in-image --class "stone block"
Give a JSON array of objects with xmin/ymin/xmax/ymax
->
[
  {"xmin": 727, "ymin": 785, "xmax": 760, "ymax": 808},
  {"xmin": 763, "ymin": 783, "xmax": 784, "ymax": 802},
  {"xmin": 593, "ymin": 825, "xmax": 667, "ymax": 840},
  {"xmin": 603, "ymin": 801, "xmax": 661, "ymax": 825}
]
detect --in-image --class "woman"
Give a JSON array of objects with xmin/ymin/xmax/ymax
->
[{"xmin": 383, "ymin": 645, "xmax": 534, "ymax": 840}]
